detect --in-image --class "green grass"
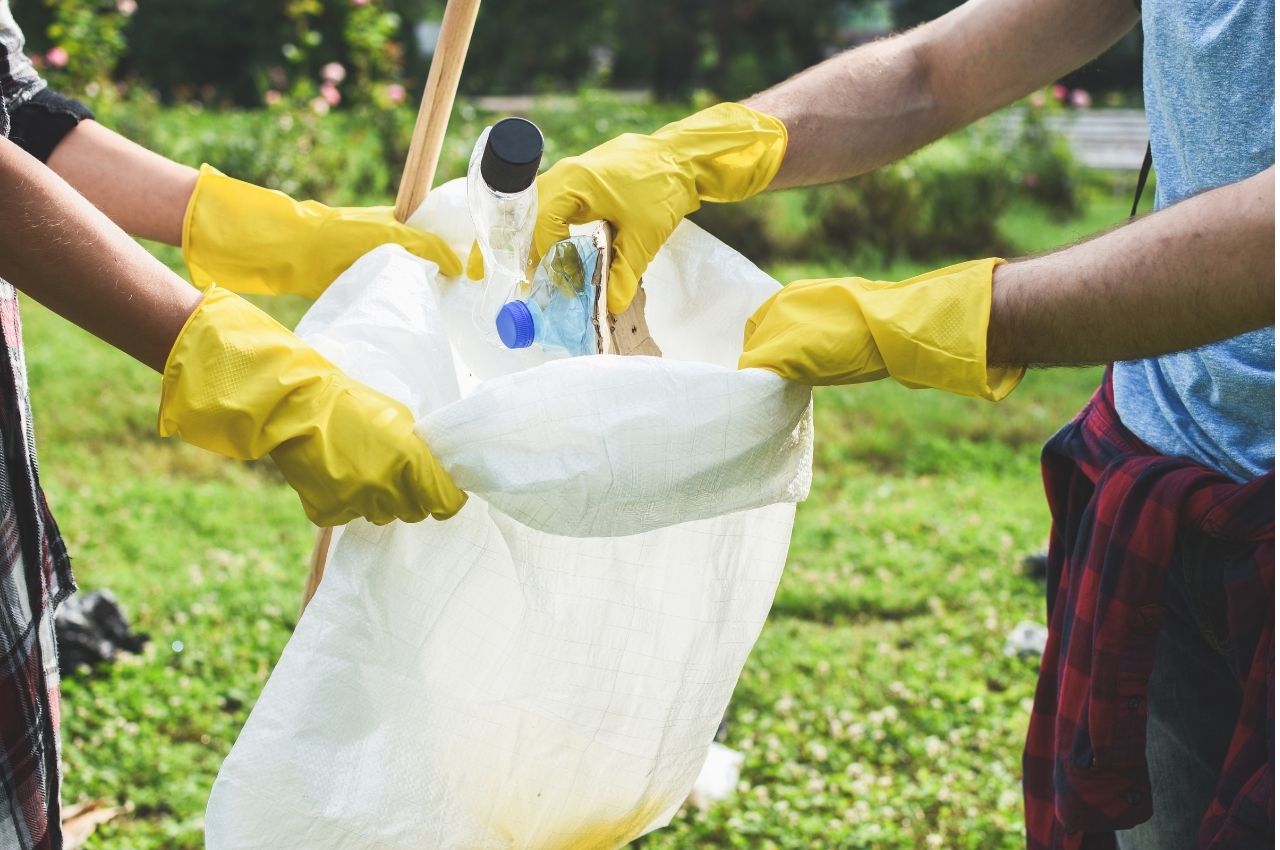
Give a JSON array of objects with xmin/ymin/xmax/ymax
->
[{"xmin": 42, "ymin": 144, "xmax": 1121, "ymax": 847}]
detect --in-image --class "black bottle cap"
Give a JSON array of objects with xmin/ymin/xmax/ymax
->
[{"xmin": 480, "ymin": 117, "xmax": 543, "ymax": 194}]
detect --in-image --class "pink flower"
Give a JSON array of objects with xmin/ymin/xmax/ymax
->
[
  {"xmin": 1051, "ymin": 83, "xmax": 1067, "ymax": 102},
  {"xmin": 1028, "ymin": 90, "xmax": 1046, "ymax": 109},
  {"xmin": 351, "ymin": 0, "xmax": 370, "ymax": 5},
  {"xmin": 264, "ymin": 89, "xmax": 283, "ymax": 106},
  {"xmin": 45, "ymin": 46, "xmax": 68, "ymax": 68},
  {"xmin": 116, "ymin": 0, "xmax": 137, "ymax": 16},
  {"xmin": 310, "ymin": 96, "xmax": 331, "ymax": 115},
  {"xmin": 1069, "ymin": 88, "xmax": 1092, "ymax": 109},
  {"xmin": 321, "ymin": 62, "xmax": 346, "ymax": 84},
  {"xmin": 385, "ymin": 83, "xmax": 406, "ymax": 104},
  {"xmin": 320, "ymin": 82, "xmax": 341, "ymax": 107}
]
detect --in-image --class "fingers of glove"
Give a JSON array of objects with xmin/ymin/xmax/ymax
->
[
  {"xmin": 532, "ymin": 167, "xmax": 588, "ymax": 259},
  {"xmin": 533, "ymin": 208, "xmax": 573, "ymax": 263},
  {"xmin": 737, "ymin": 280, "xmax": 884, "ymax": 385},
  {"xmin": 413, "ymin": 451, "xmax": 468, "ymax": 520},
  {"xmin": 605, "ymin": 231, "xmax": 653, "ymax": 315},
  {"xmin": 285, "ymin": 446, "xmax": 466, "ymax": 527},
  {"xmin": 466, "ymin": 241, "xmax": 485, "ymax": 281},
  {"xmin": 401, "ymin": 229, "xmax": 463, "ymax": 277},
  {"xmin": 267, "ymin": 379, "xmax": 468, "ymax": 526}
]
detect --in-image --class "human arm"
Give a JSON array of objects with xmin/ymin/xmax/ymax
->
[
  {"xmin": 535, "ymin": 0, "xmax": 1138, "ymax": 312},
  {"xmin": 988, "ymin": 166, "xmax": 1274, "ymax": 366},
  {"xmin": 0, "ymin": 132, "xmax": 196, "ymax": 369},
  {"xmin": 0, "ymin": 135, "xmax": 464, "ymax": 524},
  {"xmin": 746, "ymin": 0, "xmax": 1138, "ymax": 188},
  {"xmin": 43, "ymin": 118, "xmax": 463, "ymax": 296},
  {"xmin": 46, "ymin": 117, "xmax": 198, "ymax": 245},
  {"xmin": 739, "ymin": 168, "xmax": 1275, "ymax": 393}
]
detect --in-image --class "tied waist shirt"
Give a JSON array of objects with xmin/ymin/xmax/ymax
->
[{"xmin": 1024, "ymin": 372, "xmax": 1272, "ymax": 849}]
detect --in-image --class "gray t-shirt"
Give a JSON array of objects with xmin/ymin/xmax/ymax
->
[
  {"xmin": 0, "ymin": 2, "xmax": 45, "ymax": 134},
  {"xmin": 1111, "ymin": 0, "xmax": 1275, "ymax": 481}
]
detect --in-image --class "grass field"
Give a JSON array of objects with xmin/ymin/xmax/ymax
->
[{"xmin": 38, "ymin": 173, "xmax": 1140, "ymax": 847}]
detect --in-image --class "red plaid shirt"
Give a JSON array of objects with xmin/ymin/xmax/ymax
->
[
  {"xmin": 1025, "ymin": 372, "xmax": 1273, "ymax": 849},
  {"xmin": 0, "ymin": 283, "xmax": 74, "ymax": 850}
]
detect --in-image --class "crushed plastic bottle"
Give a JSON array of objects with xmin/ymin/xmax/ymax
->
[
  {"xmin": 495, "ymin": 235, "xmax": 598, "ymax": 356},
  {"xmin": 466, "ymin": 117, "xmax": 543, "ymax": 344}
]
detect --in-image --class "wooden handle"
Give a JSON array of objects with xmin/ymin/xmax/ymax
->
[
  {"xmin": 301, "ymin": 0, "xmax": 481, "ymax": 616},
  {"xmin": 299, "ymin": 526, "xmax": 333, "ymax": 617},
  {"xmin": 393, "ymin": 0, "xmax": 482, "ymax": 222}
]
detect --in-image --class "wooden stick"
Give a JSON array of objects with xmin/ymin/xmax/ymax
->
[
  {"xmin": 299, "ymin": 527, "xmax": 333, "ymax": 616},
  {"xmin": 300, "ymin": 0, "xmax": 481, "ymax": 616},
  {"xmin": 393, "ymin": 0, "xmax": 483, "ymax": 223}
]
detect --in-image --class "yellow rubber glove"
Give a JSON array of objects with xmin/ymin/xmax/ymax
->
[
  {"xmin": 158, "ymin": 286, "xmax": 467, "ymax": 526},
  {"xmin": 739, "ymin": 258, "xmax": 1024, "ymax": 401},
  {"xmin": 534, "ymin": 102, "xmax": 788, "ymax": 313},
  {"xmin": 182, "ymin": 164, "xmax": 463, "ymax": 298}
]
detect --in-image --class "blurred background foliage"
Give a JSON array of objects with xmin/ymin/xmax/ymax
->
[
  {"xmin": 20, "ymin": 0, "xmax": 1141, "ymax": 106},
  {"xmin": 17, "ymin": 0, "xmax": 1126, "ymax": 269}
]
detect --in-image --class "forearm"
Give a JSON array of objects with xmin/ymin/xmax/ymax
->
[
  {"xmin": 989, "ymin": 167, "xmax": 1274, "ymax": 367},
  {"xmin": 745, "ymin": 0, "xmax": 1137, "ymax": 189},
  {"xmin": 0, "ymin": 136, "xmax": 200, "ymax": 371},
  {"xmin": 45, "ymin": 119, "xmax": 197, "ymax": 245}
]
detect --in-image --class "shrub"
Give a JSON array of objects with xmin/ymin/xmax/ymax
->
[
  {"xmin": 92, "ymin": 92, "xmax": 398, "ymax": 203},
  {"xmin": 88, "ymin": 89, "xmax": 1076, "ymax": 266},
  {"xmin": 693, "ymin": 112, "xmax": 1076, "ymax": 267}
]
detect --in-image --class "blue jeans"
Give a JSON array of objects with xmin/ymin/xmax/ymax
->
[{"xmin": 1115, "ymin": 533, "xmax": 1245, "ymax": 850}]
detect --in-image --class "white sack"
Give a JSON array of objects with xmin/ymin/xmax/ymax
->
[{"xmin": 204, "ymin": 178, "xmax": 812, "ymax": 850}]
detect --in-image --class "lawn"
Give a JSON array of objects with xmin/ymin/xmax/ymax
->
[{"xmin": 38, "ymin": 147, "xmax": 1137, "ymax": 846}]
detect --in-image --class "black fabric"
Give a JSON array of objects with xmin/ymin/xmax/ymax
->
[
  {"xmin": 8, "ymin": 89, "xmax": 94, "ymax": 163},
  {"xmin": 0, "ymin": 1, "xmax": 45, "ymax": 124},
  {"xmin": 54, "ymin": 589, "xmax": 147, "ymax": 676},
  {"xmin": 1130, "ymin": 142, "xmax": 1153, "ymax": 219}
]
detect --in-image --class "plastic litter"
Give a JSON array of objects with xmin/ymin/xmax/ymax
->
[
  {"xmin": 1003, "ymin": 620, "xmax": 1049, "ymax": 659},
  {"xmin": 686, "ymin": 743, "xmax": 746, "ymax": 811},
  {"xmin": 467, "ymin": 119, "xmax": 542, "ymax": 346},
  {"xmin": 54, "ymin": 589, "xmax": 148, "ymax": 676},
  {"xmin": 496, "ymin": 236, "xmax": 599, "ymax": 355},
  {"xmin": 204, "ymin": 177, "xmax": 812, "ymax": 850}
]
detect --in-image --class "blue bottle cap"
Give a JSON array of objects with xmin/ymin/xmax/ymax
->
[{"xmin": 496, "ymin": 300, "xmax": 536, "ymax": 349}]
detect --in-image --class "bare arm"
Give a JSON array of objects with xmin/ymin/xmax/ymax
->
[
  {"xmin": 45, "ymin": 118, "xmax": 197, "ymax": 245},
  {"xmin": 0, "ymin": 136, "xmax": 200, "ymax": 371},
  {"xmin": 989, "ymin": 167, "xmax": 1274, "ymax": 366},
  {"xmin": 745, "ymin": 0, "xmax": 1139, "ymax": 188}
]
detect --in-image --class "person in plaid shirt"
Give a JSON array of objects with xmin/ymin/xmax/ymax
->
[
  {"xmin": 0, "ymin": 3, "xmax": 472, "ymax": 846},
  {"xmin": 535, "ymin": 0, "xmax": 1272, "ymax": 847}
]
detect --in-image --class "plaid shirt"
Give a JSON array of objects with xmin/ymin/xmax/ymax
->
[
  {"xmin": 0, "ymin": 283, "xmax": 74, "ymax": 850},
  {"xmin": 1025, "ymin": 372, "xmax": 1273, "ymax": 849}
]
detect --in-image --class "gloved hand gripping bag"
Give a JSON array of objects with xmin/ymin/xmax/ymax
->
[{"xmin": 204, "ymin": 178, "xmax": 814, "ymax": 850}]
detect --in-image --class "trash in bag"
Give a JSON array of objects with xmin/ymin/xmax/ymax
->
[
  {"xmin": 55, "ymin": 589, "xmax": 148, "ymax": 676},
  {"xmin": 204, "ymin": 177, "xmax": 813, "ymax": 850}
]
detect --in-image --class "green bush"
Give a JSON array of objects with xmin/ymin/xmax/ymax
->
[
  {"xmin": 89, "ymin": 89, "xmax": 1076, "ymax": 268},
  {"xmin": 1005, "ymin": 97, "xmax": 1082, "ymax": 217},
  {"xmin": 92, "ymin": 92, "xmax": 399, "ymax": 203},
  {"xmin": 692, "ymin": 117, "xmax": 1070, "ymax": 268}
]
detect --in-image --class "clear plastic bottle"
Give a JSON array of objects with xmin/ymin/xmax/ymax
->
[
  {"xmin": 495, "ymin": 235, "xmax": 599, "ymax": 356},
  {"xmin": 467, "ymin": 117, "xmax": 543, "ymax": 343}
]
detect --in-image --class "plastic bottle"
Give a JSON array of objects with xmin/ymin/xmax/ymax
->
[
  {"xmin": 495, "ymin": 235, "xmax": 599, "ymax": 356},
  {"xmin": 467, "ymin": 117, "xmax": 544, "ymax": 342}
]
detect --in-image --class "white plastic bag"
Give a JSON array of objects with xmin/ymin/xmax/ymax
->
[{"xmin": 204, "ymin": 178, "xmax": 812, "ymax": 850}]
